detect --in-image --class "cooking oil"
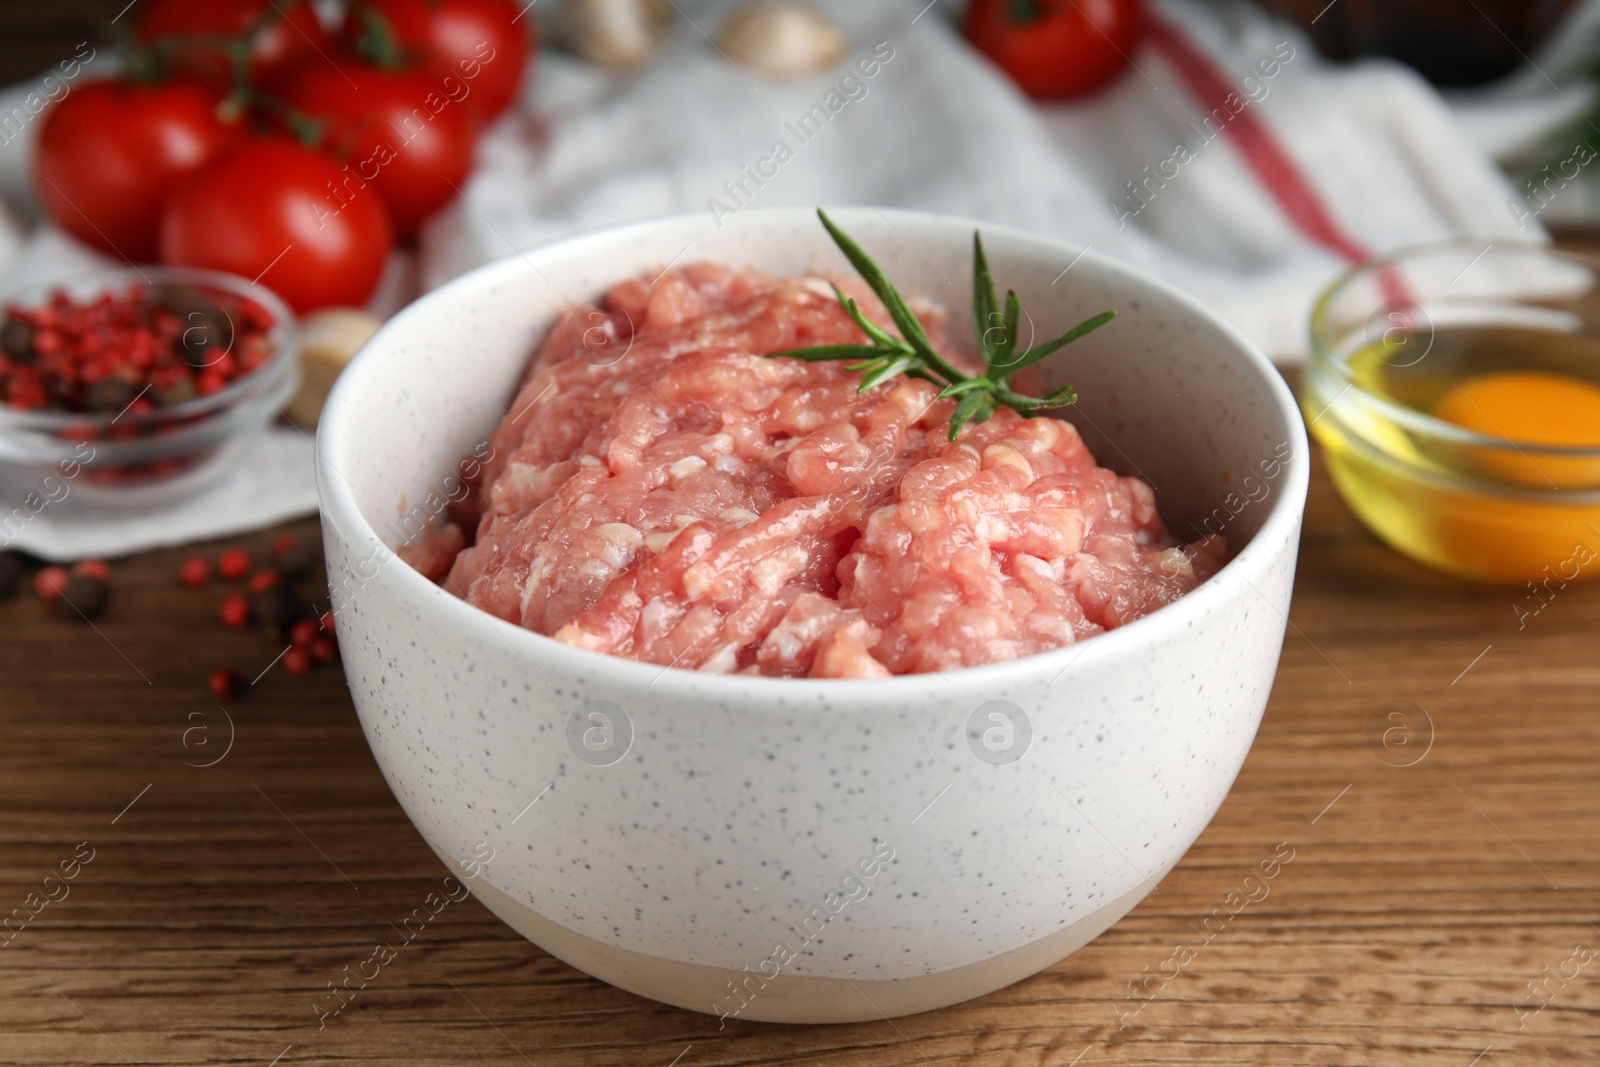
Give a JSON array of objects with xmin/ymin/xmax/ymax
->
[{"xmin": 1305, "ymin": 321, "xmax": 1600, "ymax": 583}]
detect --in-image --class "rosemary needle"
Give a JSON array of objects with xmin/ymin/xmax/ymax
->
[{"xmin": 772, "ymin": 208, "xmax": 1116, "ymax": 441}]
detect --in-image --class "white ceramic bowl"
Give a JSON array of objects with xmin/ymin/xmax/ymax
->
[{"xmin": 317, "ymin": 208, "xmax": 1308, "ymax": 1024}]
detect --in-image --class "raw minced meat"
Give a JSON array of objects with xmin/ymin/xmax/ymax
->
[{"xmin": 426, "ymin": 261, "xmax": 1226, "ymax": 678}]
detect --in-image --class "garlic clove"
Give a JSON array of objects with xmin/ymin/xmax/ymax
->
[
  {"xmin": 555, "ymin": 0, "xmax": 673, "ymax": 70},
  {"xmin": 716, "ymin": 2, "xmax": 848, "ymax": 79},
  {"xmin": 287, "ymin": 309, "xmax": 382, "ymax": 428}
]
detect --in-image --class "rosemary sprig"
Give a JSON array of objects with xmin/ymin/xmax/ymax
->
[{"xmin": 773, "ymin": 209, "xmax": 1116, "ymax": 441}]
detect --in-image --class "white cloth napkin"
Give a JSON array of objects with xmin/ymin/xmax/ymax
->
[
  {"xmin": 423, "ymin": 0, "xmax": 1539, "ymax": 361},
  {"xmin": 0, "ymin": 424, "xmax": 318, "ymax": 561}
]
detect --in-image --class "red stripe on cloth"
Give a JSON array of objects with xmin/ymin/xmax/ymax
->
[
  {"xmin": 1142, "ymin": 14, "xmax": 1412, "ymax": 306},
  {"xmin": 1143, "ymin": 15, "xmax": 1369, "ymax": 262}
]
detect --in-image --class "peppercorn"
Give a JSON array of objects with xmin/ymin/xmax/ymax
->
[
  {"xmin": 249, "ymin": 570, "xmax": 280, "ymax": 594},
  {"xmin": 0, "ymin": 284, "xmax": 272, "ymax": 416},
  {"xmin": 288, "ymin": 617, "xmax": 319, "ymax": 648},
  {"xmin": 152, "ymin": 379, "xmax": 197, "ymax": 407},
  {"xmin": 83, "ymin": 376, "xmax": 138, "ymax": 413},
  {"xmin": 217, "ymin": 549, "xmax": 251, "ymax": 581},
  {"xmin": 72, "ymin": 559, "xmax": 110, "ymax": 581},
  {"xmin": 219, "ymin": 593, "xmax": 252, "ymax": 629},
  {"xmin": 318, "ymin": 610, "xmax": 336, "ymax": 635},
  {"xmin": 253, "ymin": 584, "xmax": 304, "ymax": 637},
  {"xmin": 309, "ymin": 636, "xmax": 336, "ymax": 663},
  {"xmin": 208, "ymin": 667, "xmax": 242, "ymax": 699},
  {"xmin": 283, "ymin": 646, "xmax": 314, "ymax": 675},
  {"xmin": 0, "ymin": 551, "xmax": 21, "ymax": 600},
  {"xmin": 1, "ymin": 317, "xmax": 35, "ymax": 362},
  {"xmin": 157, "ymin": 286, "xmax": 235, "ymax": 369},
  {"xmin": 34, "ymin": 566, "xmax": 69, "ymax": 601},
  {"xmin": 177, "ymin": 311, "xmax": 234, "ymax": 370},
  {"xmin": 58, "ymin": 575, "xmax": 109, "ymax": 620},
  {"xmin": 179, "ymin": 556, "xmax": 211, "ymax": 587}
]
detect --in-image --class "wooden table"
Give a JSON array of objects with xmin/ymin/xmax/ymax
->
[{"xmin": 1, "ymin": 370, "xmax": 1596, "ymax": 1067}]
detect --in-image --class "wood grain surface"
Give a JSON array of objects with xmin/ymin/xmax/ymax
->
[
  {"xmin": 0, "ymin": 375, "xmax": 1596, "ymax": 1067},
  {"xmin": 0, "ymin": 3, "xmax": 1595, "ymax": 1059}
]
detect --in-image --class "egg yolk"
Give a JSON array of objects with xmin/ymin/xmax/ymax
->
[{"xmin": 1435, "ymin": 371, "xmax": 1600, "ymax": 488}]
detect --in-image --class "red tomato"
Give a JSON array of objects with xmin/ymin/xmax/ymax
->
[
  {"xmin": 135, "ymin": 0, "xmax": 329, "ymax": 89},
  {"xmin": 341, "ymin": 0, "xmax": 533, "ymax": 121},
  {"xmin": 159, "ymin": 139, "xmax": 394, "ymax": 314},
  {"xmin": 281, "ymin": 57, "xmax": 478, "ymax": 240},
  {"xmin": 965, "ymin": 0, "xmax": 1144, "ymax": 100},
  {"xmin": 35, "ymin": 79, "xmax": 240, "ymax": 261}
]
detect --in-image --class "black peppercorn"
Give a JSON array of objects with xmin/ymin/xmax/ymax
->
[
  {"xmin": 58, "ymin": 575, "xmax": 109, "ymax": 620},
  {"xmin": 83, "ymin": 376, "xmax": 139, "ymax": 414},
  {"xmin": 158, "ymin": 286, "xmax": 235, "ymax": 369},
  {"xmin": 1, "ymin": 316, "xmax": 34, "ymax": 362},
  {"xmin": 253, "ymin": 583, "xmax": 305, "ymax": 638}
]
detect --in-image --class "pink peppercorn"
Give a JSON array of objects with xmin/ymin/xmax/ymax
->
[
  {"xmin": 34, "ymin": 566, "xmax": 69, "ymax": 601},
  {"xmin": 218, "ymin": 594, "xmax": 252, "ymax": 628},
  {"xmin": 289, "ymin": 618, "xmax": 319, "ymax": 648},
  {"xmin": 217, "ymin": 549, "xmax": 251, "ymax": 581},
  {"xmin": 209, "ymin": 668, "xmax": 242, "ymax": 699},
  {"xmin": 179, "ymin": 557, "xmax": 211, "ymax": 587}
]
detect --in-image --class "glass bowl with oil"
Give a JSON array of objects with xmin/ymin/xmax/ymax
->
[{"xmin": 1306, "ymin": 241, "xmax": 1600, "ymax": 583}]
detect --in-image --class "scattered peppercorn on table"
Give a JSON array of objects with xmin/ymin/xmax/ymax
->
[{"xmin": 0, "ymin": 365, "xmax": 1596, "ymax": 1066}]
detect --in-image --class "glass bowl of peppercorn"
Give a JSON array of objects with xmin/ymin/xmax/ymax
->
[{"xmin": 0, "ymin": 266, "xmax": 298, "ymax": 506}]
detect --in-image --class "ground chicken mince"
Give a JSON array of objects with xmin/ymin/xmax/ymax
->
[{"xmin": 423, "ymin": 262, "xmax": 1226, "ymax": 678}]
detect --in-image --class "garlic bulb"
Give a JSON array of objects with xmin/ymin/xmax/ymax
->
[
  {"xmin": 556, "ymin": 0, "xmax": 673, "ymax": 70},
  {"xmin": 716, "ymin": 2, "xmax": 847, "ymax": 79}
]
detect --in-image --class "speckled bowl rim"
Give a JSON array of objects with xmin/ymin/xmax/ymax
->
[{"xmin": 318, "ymin": 207, "xmax": 1309, "ymax": 699}]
